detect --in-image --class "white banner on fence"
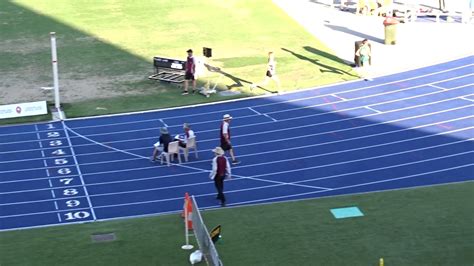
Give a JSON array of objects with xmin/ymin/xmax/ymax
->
[{"xmin": 0, "ymin": 101, "xmax": 48, "ymax": 119}]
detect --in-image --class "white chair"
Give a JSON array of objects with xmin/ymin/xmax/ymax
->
[
  {"xmin": 179, "ymin": 136, "xmax": 198, "ymax": 162},
  {"xmin": 161, "ymin": 141, "xmax": 182, "ymax": 166}
]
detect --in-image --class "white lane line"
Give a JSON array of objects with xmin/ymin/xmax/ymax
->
[
  {"xmin": 248, "ymin": 107, "xmax": 278, "ymax": 122},
  {"xmin": 70, "ymin": 124, "xmax": 474, "ymax": 179},
  {"xmin": 1, "ymin": 82, "xmax": 472, "ymax": 148},
  {"xmin": 159, "ymin": 119, "xmax": 168, "ymax": 127},
  {"xmin": 2, "ymin": 124, "xmax": 470, "ymax": 188},
  {"xmin": 331, "ymin": 94, "xmax": 347, "ymax": 101},
  {"xmin": 223, "ymin": 165, "xmax": 473, "ymax": 207},
  {"xmin": 65, "ymin": 116, "xmax": 474, "ymax": 179},
  {"xmin": 62, "ymin": 64, "xmax": 474, "ymax": 130},
  {"xmin": 0, "ymin": 206, "xmax": 90, "ymax": 219},
  {"xmin": 16, "ymin": 113, "xmax": 472, "ymax": 165},
  {"xmin": 229, "ymin": 138, "xmax": 474, "ymax": 175},
  {"xmin": 69, "ymin": 126, "xmax": 474, "ymax": 187},
  {"xmin": 2, "ymin": 155, "xmax": 471, "ymax": 208},
  {"xmin": 35, "ymin": 124, "xmax": 60, "ymax": 222},
  {"xmin": 0, "ymin": 196, "xmax": 88, "ymax": 207},
  {"xmin": 365, "ymin": 106, "xmax": 382, "ymax": 113},
  {"xmin": 430, "ymin": 84, "xmax": 449, "ymax": 91},
  {"xmin": 0, "ymin": 183, "xmax": 76, "ymax": 195},
  {"xmin": 2, "ymin": 86, "xmax": 471, "ymax": 157},
  {"xmin": 64, "ymin": 79, "xmax": 474, "ymax": 139},
  {"xmin": 1, "ymin": 62, "xmax": 471, "ymax": 139},
  {"xmin": 254, "ymin": 150, "xmax": 474, "ymax": 183},
  {"xmin": 264, "ymin": 113, "xmax": 278, "ymax": 122},
  {"xmin": 460, "ymin": 97, "xmax": 474, "ymax": 102},
  {"xmin": 1, "ymin": 180, "xmax": 471, "ymax": 232},
  {"xmin": 2, "ymin": 139, "xmax": 470, "ymax": 196},
  {"xmin": 248, "ymin": 107, "xmax": 262, "ymax": 115},
  {"xmin": 62, "ymin": 121, "xmax": 97, "ymax": 221},
  {"xmin": 64, "ymin": 125, "xmax": 328, "ymax": 191},
  {"xmin": 50, "ymin": 83, "xmax": 474, "ymax": 142},
  {"xmin": 2, "ymin": 111, "xmax": 471, "ymax": 177},
  {"xmin": 265, "ymin": 74, "xmax": 473, "ymax": 116},
  {"xmin": 84, "ymin": 163, "xmax": 474, "ymax": 209}
]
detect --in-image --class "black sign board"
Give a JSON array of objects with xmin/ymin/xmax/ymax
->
[
  {"xmin": 153, "ymin": 57, "xmax": 186, "ymax": 70},
  {"xmin": 210, "ymin": 225, "xmax": 221, "ymax": 243}
]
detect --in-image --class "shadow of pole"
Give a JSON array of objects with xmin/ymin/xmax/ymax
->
[
  {"xmin": 281, "ymin": 47, "xmax": 358, "ymax": 78},
  {"xmin": 204, "ymin": 64, "xmax": 276, "ymax": 94},
  {"xmin": 324, "ymin": 24, "xmax": 385, "ymax": 44}
]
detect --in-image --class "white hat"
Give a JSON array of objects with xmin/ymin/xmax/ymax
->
[
  {"xmin": 160, "ymin": 127, "xmax": 169, "ymax": 134},
  {"xmin": 212, "ymin": 147, "xmax": 225, "ymax": 155},
  {"xmin": 223, "ymin": 114, "xmax": 232, "ymax": 120}
]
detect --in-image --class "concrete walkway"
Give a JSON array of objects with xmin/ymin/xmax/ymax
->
[{"xmin": 273, "ymin": 0, "xmax": 474, "ymax": 77}]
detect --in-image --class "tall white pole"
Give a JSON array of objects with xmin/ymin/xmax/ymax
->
[{"xmin": 50, "ymin": 32, "xmax": 60, "ymax": 111}]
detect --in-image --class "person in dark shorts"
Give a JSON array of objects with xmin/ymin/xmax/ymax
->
[
  {"xmin": 220, "ymin": 114, "xmax": 240, "ymax": 165},
  {"xmin": 151, "ymin": 127, "xmax": 173, "ymax": 161},
  {"xmin": 209, "ymin": 147, "xmax": 231, "ymax": 207},
  {"xmin": 183, "ymin": 49, "xmax": 196, "ymax": 95}
]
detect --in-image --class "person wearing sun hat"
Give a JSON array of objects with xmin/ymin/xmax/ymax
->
[
  {"xmin": 220, "ymin": 114, "xmax": 240, "ymax": 165},
  {"xmin": 151, "ymin": 127, "xmax": 173, "ymax": 161},
  {"xmin": 209, "ymin": 146, "xmax": 231, "ymax": 207}
]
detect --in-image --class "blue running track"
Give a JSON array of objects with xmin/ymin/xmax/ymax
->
[{"xmin": 1, "ymin": 56, "xmax": 473, "ymax": 231}]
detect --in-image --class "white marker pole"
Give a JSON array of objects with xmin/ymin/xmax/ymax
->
[{"xmin": 50, "ymin": 32, "xmax": 61, "ymax": 113}]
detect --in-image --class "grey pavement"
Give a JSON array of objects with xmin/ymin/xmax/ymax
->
[{"xmin": 273, "ymin": 0, "xmax": 474, "ymax": 77}]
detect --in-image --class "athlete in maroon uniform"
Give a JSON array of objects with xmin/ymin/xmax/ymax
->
[
  {"xmin": 183, "ymin": 49, "xmax": 196, "ymax": 95},
  {"xmin": 209, "ymin": 147, "xmax": 231, "ymax": 207},
  {"xmin": 220, "ymin": 114, "xmax": 240, "ymax": 165}
]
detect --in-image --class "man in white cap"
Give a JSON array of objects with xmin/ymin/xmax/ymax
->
[
  {"xmin": 151, "ymin": 127, "xmax": 172, "ymax": 161},
  {"xmin": 209, "ymin": 147, "xmax": 231, "ymax": 207},
  {"xmin": 220, "ymin": 114, "xmax": 240, "ymax": 165}
]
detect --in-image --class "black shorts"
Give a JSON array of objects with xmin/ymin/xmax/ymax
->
[
  {"xmin": 220, "ymin": 141, "xmax": 232, "ymax": 151},
  {"xmin": 266, "ymin": 70, "xmax": 272, "ymax": 78},
  {"xmin": 185, "ymin": 72, "xmax": 195, "ymax": 80}
]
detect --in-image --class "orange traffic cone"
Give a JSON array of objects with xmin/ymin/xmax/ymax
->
[
  {"xmin": 181, "ymin": 192, "xmax": 193, "ymax": 230},
  {"xmin": 181, "ymin": 192, "xmax": 190, "ymax": 218}
]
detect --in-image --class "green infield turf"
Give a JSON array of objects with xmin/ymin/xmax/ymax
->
[
  {"xmin": 1, "ymin": 182, "xmax": 473, "ymax": 266},
  {"xmin": 0, "ymin": 0, "xmax": 357, "ymax": 122}
]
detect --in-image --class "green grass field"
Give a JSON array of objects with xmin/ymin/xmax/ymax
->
[
  {"xmin": 0, "ymin": 0, "xmax": 357, "ymax": 125},
  {"xmin": 1, "ymin": 182, "xmax": 473, "ymax": 266},
  {"xmin": 1, "ymin": 1, "xmax": 472, "ymax": 265}
]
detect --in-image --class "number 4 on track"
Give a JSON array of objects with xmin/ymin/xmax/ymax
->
[{"xmin": 52, "ymin": 149, "xmax": 66, "ymax": 156}]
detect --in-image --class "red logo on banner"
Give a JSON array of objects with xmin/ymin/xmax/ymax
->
[{"xmin": 16, "ymin": 106, "xmax": 22, "ymax": 114}]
